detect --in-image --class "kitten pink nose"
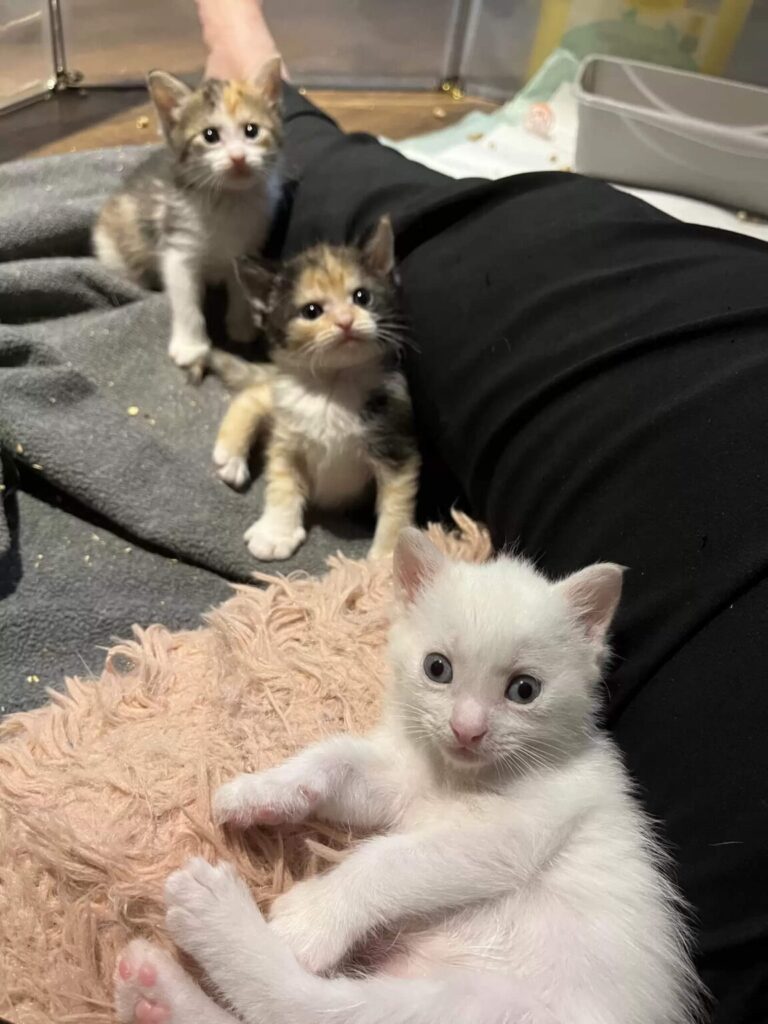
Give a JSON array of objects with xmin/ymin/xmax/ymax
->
[
  {"xmin": 229, "ymin": 152, "xmax": 248, "ymax": 172},
  {"xmin": 450, "ymin": 722, "xmax": 487, "ymax": 747},
  {"xmin": 335, "ymin": 313, "xmax": 354, "ymax": 332}
]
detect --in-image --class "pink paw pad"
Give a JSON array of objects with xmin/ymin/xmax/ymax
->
[
  {"xmin": 135, "ymin": 998, "xmax": 170, "ymax": 1024},
  {"xmin": 118, "ymin": 958, "xmax": 133, "ymax": 981},
  {"xmin": 138, "ymin": 963, "xmax": 157, "ymax": 987}
]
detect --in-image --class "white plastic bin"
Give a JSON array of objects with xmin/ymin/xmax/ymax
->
[{"xmin": 574, "ymin": 56, "xmax": 768, "ymax": 216}]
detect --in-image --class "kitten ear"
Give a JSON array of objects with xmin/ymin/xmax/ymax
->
[
  {"xmin": 393, "ymin": 528, "xmax": 445, "ymax": 605},
  {"xmin": 557, "ymin": 563, "xmax": 625, "ymax": 645},
  {"xmin": 361, "ymin": 215, "xmax": 395, "ymax": 277},
  {"xmin": 146, "ymin": 71, "xmax": 192, "ymax": 136},
  {"xmin": 253, "ymin": 55, "xmax": 283, "ymax": 110}
]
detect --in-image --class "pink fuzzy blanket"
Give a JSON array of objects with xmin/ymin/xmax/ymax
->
[{"xmin": 0, "ymin": 517, "xmax": 491, "ymax": 1024}]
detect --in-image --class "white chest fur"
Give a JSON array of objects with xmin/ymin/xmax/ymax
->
[
  {"xmin": 274, "ymin": 372, "xmax": 374, "ymax": 507},
  {"xmin": 167, "ymin": 170, "xmax": 279, "ymax": 279}
]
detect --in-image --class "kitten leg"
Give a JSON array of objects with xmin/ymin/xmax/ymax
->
[
  {"xmin": 225, "ymin": 265, "xmax": 256, "ymax": 343},
  {"xmin": 369, "ymin": 455, "xmax": 420, "ymax": 560},
  {"xmin": 161, "ymin": 247, "xmax": 211, "ymax": 368},
  {"xmin": 114, "ymin": 938, "xmax": 237, "ymax": 1024},
  {"xmin": 213, "ymin": 384, "xmax": 272, "ymax": 489},
  {"xmin": 164, "ymin": 858, "xmax": 558, "ymax": 1024},
  {"xmin": 268, "ymin": 814, "xmax": 572, "ymax": 973},
  {"xmin": 214, "ymin": 730, "xmax": 414, "ymax": 831},
  {"xmin": 93, "ymin": 217, "xmax": 132, "ymax": 279},
  {"xmin": 243, "ymin": 436, "xmax": 308, "ymax": 560}
]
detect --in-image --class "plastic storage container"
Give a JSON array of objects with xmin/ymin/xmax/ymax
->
[{"xmin": 574, "ymin": 56, "xmax": 768, "ymax": 216}]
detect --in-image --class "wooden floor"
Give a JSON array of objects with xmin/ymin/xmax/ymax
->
[{"xmin": 0, "ymin": 86, "xmax": 496, "ymax": 163}]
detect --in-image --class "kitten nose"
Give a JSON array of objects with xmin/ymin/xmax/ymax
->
[
  {"xmin": 335, "ymin": 313, "xmax": 354, "ymax": 332},
  {"xmin": 451, "ymin": 722, "xmax": 487, "ymax": 747},
  {"xmin": 229, "ymin": 153, "xmax": 247, "ymax": 171}
]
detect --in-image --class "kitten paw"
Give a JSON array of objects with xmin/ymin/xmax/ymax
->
[
  {"xmin": 168, "ymin": 333, "xmax": 210, "ymax": 369},
  {"xmin": 114, "ymin": 939, "xmax": 204, "ymax": 1024},
  {"xmin": 213, "ymin": 444, "xmax": 250, "ymax": 489},
  {"xmin": 214, "ymin": 770, "xmax": 321, "ymax": 828},
  {"xmin": 185, "ymin": 357, "xmax": 207, "ymax": 386},
  {"xmin": 165, "ymin": 858, "xmax": 262, "ymax": 962},
  {"xmin": 244, "ymin": 520, "xmax": 306, "ymax": 561}
]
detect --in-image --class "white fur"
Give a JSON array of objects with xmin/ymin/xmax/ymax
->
[
  {"xmin": 242, "ymin": 365, "xmax": 381, "ymax": 559},
  {"xmin": 244, "ymin": 517, "xmax": 307, "ymax": 561},
  {"xmin": 273, "ymin": 369, "xmax": 376, "ymax": 507},
  {"xmin": 116, "ymin": 532, "xmax": 701, "ymax": 1024},
  {"xmin": 213, "ymin": 443, "xmax": 250, "ymax": 489}
]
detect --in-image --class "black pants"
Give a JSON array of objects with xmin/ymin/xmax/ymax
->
[{"xmin": 274, "ymin": 86, "xmax": 768, "ymax": 1022}]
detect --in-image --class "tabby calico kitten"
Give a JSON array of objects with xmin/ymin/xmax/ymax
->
[
  {"xmin": 210, "ymin": 215, "xmax": 420, "ymax": 562},
  {"xmin": 92, "ymin": 58, "xmax": 282, "ymax": 369}
]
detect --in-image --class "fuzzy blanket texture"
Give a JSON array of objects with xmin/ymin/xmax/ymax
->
[
  {"xmin": 0, "ymin": 514, "xmax": 491, "ymax": 1024},
  {"xmin": 0, "ymin": 147, "xmax": 370, "ymax": 715}
]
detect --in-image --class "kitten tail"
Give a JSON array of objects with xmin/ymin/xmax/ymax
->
[{"xmin": 206, "ymin": 350, "xmax": 277, "ymax": 392}]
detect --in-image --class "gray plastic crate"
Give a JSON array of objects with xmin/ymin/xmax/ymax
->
[{"xmin": 574, "ymin": 56, "xmax": 768, "ymax": 216}]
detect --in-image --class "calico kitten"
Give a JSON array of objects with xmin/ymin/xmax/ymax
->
[
  {"xmin": 92, "ymin": 58, "xmax": 282, "ymax": 369},
  {"xmin": 115, "ymin": 530, "xmax": 702, "ymax": 1024},
  {"xmin": 209, "ymin": 215, "xmax": 420, "ymax": 561}
]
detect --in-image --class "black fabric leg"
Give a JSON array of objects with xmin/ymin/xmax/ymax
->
[{"xmin": 274, "ymin": 84, "xmax": 768, "ymax": 1022}]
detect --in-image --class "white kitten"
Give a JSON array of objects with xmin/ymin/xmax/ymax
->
[{"xmin": 115, "ymin": 530, "xmax": 702, "ymax": 1024}]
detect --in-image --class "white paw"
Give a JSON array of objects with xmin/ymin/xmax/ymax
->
[
  {"xmin": 213, "ymin": 443, "xmax": 250, "ymax": 489},
  {"xmin": 269, "ymin": 877, "xmax": 348, "ymax": 974},
  {"xmin": 214, "ymin": 769, "xmax": 322, "ymax": 828},
  {"xmin": 168, "ymin": 332, "xmax": 210, "ymax": 368},
  {"xmin": 164, "ymin": 858, "xmax": 263, "ymax": 963},
  {"xmin": 114, "ymin": 939, "xmax": 203, "ymax": 1024},
  {"xmin": 243, "ymin": 519, "xmax": 306, "ymax": 561},
  {"xmin": 226, "ymin": 303, "xmax": 256, "ymax": 344}
]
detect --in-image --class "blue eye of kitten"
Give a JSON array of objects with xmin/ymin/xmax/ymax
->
[
  {"xmin": 300, "ymin": 303, "xmax": 323, "ymax": 321},
  {"xmin": 505, "ymin": 675, "xmax": 541, "ymax": 704},
  {"xmin": 244, "ymin": 123, "xmax": 259, "ymax": 139},
  {"xmin": 202, "ymin": 127, "xmax": 220, "ymax": 144},
  {"xmin": 423, "ymin": 653, "xmax": 453, "ymax": 684},
  {"xmin": 352, "ymin": 288, "xmax": 371, "ymax": 307}
]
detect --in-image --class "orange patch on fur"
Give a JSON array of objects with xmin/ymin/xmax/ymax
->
[
  {"xmin": 223, "ymin": 81, "xmax": 248, "ymax": 116},
  {"xmin": 294, "ymin": 249, "xmax": 359, "ymax": 307}
]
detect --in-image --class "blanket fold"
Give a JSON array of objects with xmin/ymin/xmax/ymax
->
[{"xmin": 0, "ymin": 148, "xmax": 369, "ymax": 710}]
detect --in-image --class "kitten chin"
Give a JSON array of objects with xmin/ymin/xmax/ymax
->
[{"xmin": 274, "ymin": 336, "xmax": 385, "ymax": 375}]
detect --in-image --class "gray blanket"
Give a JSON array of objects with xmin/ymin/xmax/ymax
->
[{"xmin": 0, "ymin": 147, "xmax": 370, "ymax": 715}]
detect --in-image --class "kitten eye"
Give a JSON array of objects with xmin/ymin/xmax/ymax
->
[
  {"xmin": 505, "ymin": 675, "xmax": 541, "ymax": 705},
  {"xmin": 202, "ymin": 127, "xmax": 220, "ymax": 144},
  {"xmin": 299, "ymin": 303, "xmax": 323, "ymax": 321},
  {"xmin": 243, "ymin": 123, "xmax": 260, "ymax": 139},
  {"xmin": 423, "ymin": 653, "xmax": 453, "ymax": 684},
  {"xmin": 352, "ymin": 287, "xmax": 371, "ymax": 307}
]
